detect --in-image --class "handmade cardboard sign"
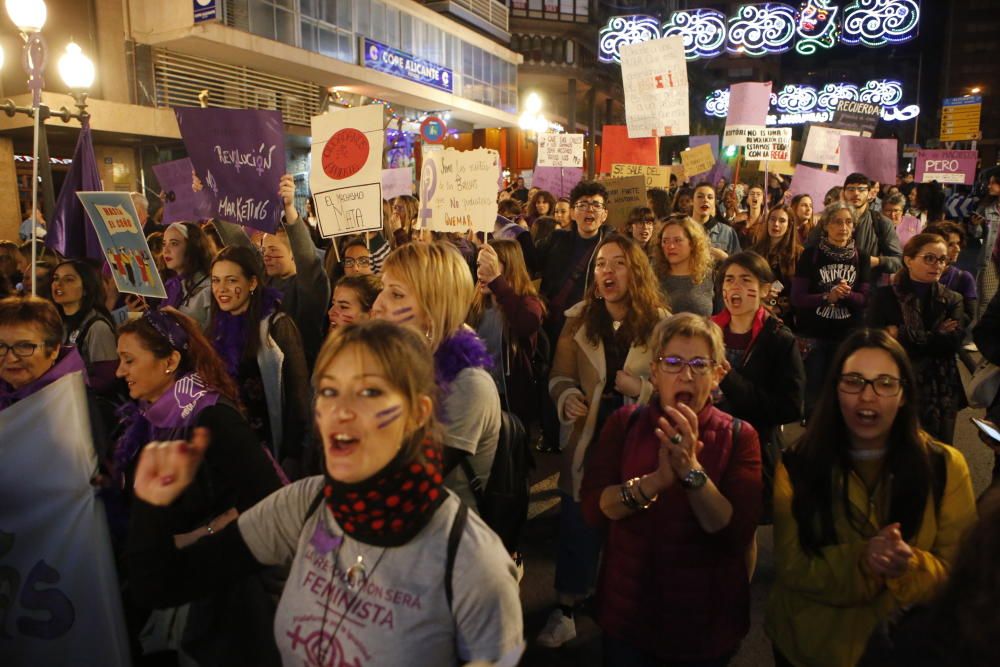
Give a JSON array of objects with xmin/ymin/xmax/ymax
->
[
  {"xmin": 174, "ymin": 107, "xmax": 286, "ymax": 232},
  {"xmin": 310, "ymin": 105, "xmax": 385, "ymax": 238},
  {"xmin": 418, "ymin": 148, "xmax": 501, "ymax": 233},
  {"xmin": 538, "ymin": 133, "xmax": 585, "ymax": 167},
  {"xmin": 801, "ymin": 125, "xmax": 860, "ymax": 166},
  {"xmin": 744, "ymin": 127, "xmax": 792, "ymax": 161},
  {"xmin": 598, "ymin": 175, "xmax": 647, "ymax": 230},
  {"xmin": 77, "ymin": 192, "xmax": 167, "ymax": 299},
  {"xmin": 914, "ymin": 149, "xmax": 978, "ymax": 185},
  {"xmin": 680, "ymin": 143, "xmax": 716, "ymax": 178},
  {"xmin": 620, "ymin": 36, "xmax": 690, "ymax": 138},
  {"xmin": 831, "ymin": 100, "xmax": 881, "ymax": 137},
  {"xmin": 610, "ymin": 164, "xmax": 671, "ymax": 189},
  {"xmin": 723, "ymin": 82, "xmax": 772, "ymax": 147}
]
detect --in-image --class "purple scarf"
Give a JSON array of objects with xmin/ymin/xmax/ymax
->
[
  {"xmin": 434, "ymin": 328, "xmax": 493, "ymax": 394},
  {"xmin": 0, "ymin": 347, "xmax": 87, "ymax": 411},
  {"xmin": 163, "ymin": 271, "xmax": 208, "ymax": 309},
  {"xmin": 112, "ymin": 372, "xmax": 220, "ymax": 481},
  {"xmin": 211, "ymin": 287, "xmax": 282, "ymax": 377}
]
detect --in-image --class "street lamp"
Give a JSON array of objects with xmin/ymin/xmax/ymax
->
[{"xmin": 1, "ymin": 0, "xmax": 95, "ymax": 294}]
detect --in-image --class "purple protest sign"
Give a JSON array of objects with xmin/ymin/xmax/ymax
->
[
  {"xmin": 915, "ymin": 149, "xmax": 978, "ymax": 185},
  {"xmin": 788, "ymin": 165, "xmax": 844, "ymax": 212},
  {"xmin": 723, "ymin": 82, "xmax": 772, "ymax": 147},
  {"xmin": 838, "ymin": 136, "xmax": 897, "ymax": 185},
  {"xmin": 152, "ymin": 158, "xmax": 215, "ymax": 224},
  {"xmin": 532, "ymin": 166, "xmax": 584, "ymax": 199},
  {"xmin": 174, "ymin": 107, "xmax": 286, "ymax": 232}
]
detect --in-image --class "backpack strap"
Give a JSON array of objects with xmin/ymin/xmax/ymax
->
[
  {"xmin": 732, "ymin": 417, "xmax": 742, "ymax": 443},
  {"xmin": 305, "ymin": 486, "xmax": 325, "ymax": 521},
  {"xmin": 445, "ymin": 501, "xmax": 468, "ymax": 610}
]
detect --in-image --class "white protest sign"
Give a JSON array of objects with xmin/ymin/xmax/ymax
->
[
  {"xmin": 310, "ymin": 105, "xmax": 384, "ymax": 238},
  {"xmin": 0, "ymin": 372, "xmax": 132, "ymax": 667},
  {"xmin": 802, "ymin": 125, "xmax": 860, "ymax": 167},
  {"xmin": 537, "ymin": 133, "xmax": 584, "ymax": 167},
  {"xmin": 381, "ymin": 167, "xmax": 414, "ymax": 199},
  {"xmin": 744, "ymin": 127, "xmax": 792, "ymax": 161},
  {"xmin": 620, "ymin": 36, "xmax": 689, "ymax": 138},
  {"xmin": 418, "ymin": 148, "xmax": 501, "ymax": 234}
]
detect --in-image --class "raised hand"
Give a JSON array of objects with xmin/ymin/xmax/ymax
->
[
  {"xmin": 133, "ymin": 428, "xmax": 210, "ymax": 507},
  {"xmin": 477, "ymin": 244, "xmax": 502, "ymax": 285}
]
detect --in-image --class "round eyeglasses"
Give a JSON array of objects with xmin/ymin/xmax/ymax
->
[{"xmin": 837, "ymin": 373, "xmax": 903, "ymax": 397}]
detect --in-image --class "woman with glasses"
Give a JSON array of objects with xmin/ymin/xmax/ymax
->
[
  {"xmin": 538, "ymin": 234, "xmax": 666, "ymax": 648},
  {"xmin": 627, "ymin": 206, "xmax": 658, "ymax": 259},
  {"xmin": 867, "ymin": 233, "xmax": 967, "ymax": 443},
  {"xmin": 652, "ymin": 217, "xmax": 715, "ymax": 316},
  {"xmin": 792, "ymin": 203, "xmax": 871, "ymax": 417},
  {"xmin": 766, "ymin": 328, "xmax": 976, "ymax": 667},
  {"xmin": 342, "ymin": 238, "xmax": 375, "ymax": 277},
  {"xmin": 926, "ymin": 222, "xmax": 978, "ymax": 319},
  {"xmin": 580, "ymin": 313, "xmax": 762, "ymax": 666}
]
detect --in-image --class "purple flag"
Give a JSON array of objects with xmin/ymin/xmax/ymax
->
[
  {"xmin": 532, "ymin": 166, "xmax": 583, "ymax": 199},
  {"xmin": 46, "ymin": 125, "xmax": 104, "ymax": 260},
  {"xmin": 174, "ymin": 107, "xmax": 286, "ymax": 232},
  {"xmin": 152, "ymin": 158, "xmax": 215, "ymax": 224}
]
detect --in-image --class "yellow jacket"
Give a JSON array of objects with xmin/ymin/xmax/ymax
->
[{"xmin": 765, "ymin": 444, "xmax": 976, "ymax": 667}]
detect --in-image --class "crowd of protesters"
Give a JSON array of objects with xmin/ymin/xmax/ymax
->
[{"xmin": 2, "ymin": 163, "xmax": 1000, "ymax": 667}]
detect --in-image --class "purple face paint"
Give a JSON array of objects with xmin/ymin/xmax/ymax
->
[
  {"xmin": 376, "ymin": 405, "xmax": 403, "ymax": 429},
  {"xmin": 310, "ymin": 515, "xmax": 342, "ymax": 555},
  {"xmin": 392, "ymin": 306, "xmax": 415, "ymax": 323}
]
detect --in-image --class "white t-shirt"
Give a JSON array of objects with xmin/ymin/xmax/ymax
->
[
  {"xmin": 237, "ymin": 476, "xmax": 524, "ymax": 666},
  {"xmin": 441, "ymin": 367, "xmax": 501, "ymax": 511}
]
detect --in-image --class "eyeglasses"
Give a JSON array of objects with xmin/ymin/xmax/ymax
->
[
  {"xmin": 838, "ymin": 373, "xmax": 903, "ymax": 397},
  {"xmin": 574, "ymin": 201, "xmax": 606, "ymax": 211},
  {"xmin": 843, "ymin": 186, "xmax": 870, "ymax": 194},
  {"xmin": 918, "ymin": 253, "xmax": 948, "ymax": 266},
  {"xmin": 343, "ymin": 257, "xmax": 372, "ymax": 269},
  {"xmin": 656, "ymin": 355, "xmax": 715, "ymax": 375},
  {"xmin": 0, "ymin": 341, "xmax": 42, "ymax": 358}
]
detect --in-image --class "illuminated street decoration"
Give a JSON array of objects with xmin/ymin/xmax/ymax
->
[
  {"xmin": 663, "ymin": 9, "xmax": 727, "ymax": 60},
  {"xmin": 842, "ymin": 0, "xmax": 920, "ymax": 47},
  {"xmin": 795, "ymin": 0, "xmax": 839, "ymax": 55},
  {"xmin": 598, "ymin": 15, "xmax": 661, "ymax": 64},
  {"xmin": 704, "ymin": 78, "xmax": 920, "ymax": 125},
  {"xmin": 598, "ymin": 1, "xmax": 919, "ymax": 63},
  {"xmin": 727, "ymin": 3, "xmax": 798, "ymax": 56}
]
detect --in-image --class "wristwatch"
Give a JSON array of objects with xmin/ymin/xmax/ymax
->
[{"xmin": 681, "ymin": 468, "xmax": 708, "ymax": 490}]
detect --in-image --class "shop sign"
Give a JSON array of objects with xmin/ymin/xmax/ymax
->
[
  {"xmin": 362, "ymin": 38, "xmax": 454, "ymax": 94},
  {"xmin": 193, "ymin": 0, "xmax": 217, "ymax": 23}
]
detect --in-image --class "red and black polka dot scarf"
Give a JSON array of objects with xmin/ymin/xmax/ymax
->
[{"xmin": 323, "ymin": 439, "xmax": 447, "ymax": 547}]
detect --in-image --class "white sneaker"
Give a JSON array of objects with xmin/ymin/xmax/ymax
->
[{"xmin": 536, "ymin": 608, "xmax": 576, "ymax": 648}]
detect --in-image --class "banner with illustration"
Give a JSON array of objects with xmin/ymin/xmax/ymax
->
[
  {"xmin": 0, "ymin": 373, "xmax": 131, "ymax": 667},
  {"xmin": 174, "ymin": 107, "xmax": 286, "ymax": 232},
  {"xmin": 78, "ymin": 192, "xmax": 168, "ymax": 299}
]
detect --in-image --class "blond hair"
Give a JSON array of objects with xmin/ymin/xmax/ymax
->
[
  {"xmin": 650, "ymin": 312, "xmax": 725, "ymax": 364},
  {"xmin": 381, "ymin": 242, "xmax": 475, "ymax": 350},
  {"xmin": 652, "ymin": 217, "xmax": 714, "ymax": 285}
]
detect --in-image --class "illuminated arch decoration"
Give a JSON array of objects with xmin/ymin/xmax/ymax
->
[
  {"xmin": 727, "ymin": 3, "xmax": 798, "ymax": 56},
  {"xmin": 704, "ymin": 78, "xmax": 919, "ymax": 125},
  {"xmin": 842, "ymin": 0, "xmax": 920, "ymax": 47},
  {"xmin": 598, "ymin": 15, "xmax": 661, "ymax": 64},
  {"xmin": 662, "ymin": 9, "xmax": 727, "ymax": 60},
  {"xmin": 795, "ymin": 0, "xmax": 839, "ymax": 55}
]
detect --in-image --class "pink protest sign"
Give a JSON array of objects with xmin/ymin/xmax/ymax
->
[
  {"xmin": 533, "ymin": 166, "xmax": 584, "ymax": 199},
  {"xmin": 838, "ymin": 136, "xmax": 898, "ymax": 185},
  {"xmin": 914, "ymin": 149, "xmax": 978, "ymax": 185},
  {"xmin": 788, "ymin": 165, "xmax": 844, "ymax": 212},
  {"xmin": 723, "ymin": 82, "xmax": 772, "ymax": 146}
]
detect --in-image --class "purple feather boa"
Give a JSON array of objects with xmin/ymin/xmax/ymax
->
[
  {"xmin": 433, "ymin": 328, "xmax": 493, "ymax": 395},
  {"xmin": 211, "ymin": 287, "xmax": 282, "ymax": 377}
]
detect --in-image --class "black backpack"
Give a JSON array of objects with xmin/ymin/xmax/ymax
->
[{"xmin": 460, "ymin": 410, "xmax": 533, "ymax": 552}]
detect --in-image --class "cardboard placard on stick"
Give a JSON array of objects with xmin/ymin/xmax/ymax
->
[
  {"xmin": 744, "ymin": 127, "xmax": 792, "ymax": 161},
  {"xmin": 723, "ymin": 82, "xmax": 772, "ymax": 146},
  {"xmin": 310, "ymin": 105, "xmax": 385, "ymax": 238},
  {"xmin": 787, "ymin": 165, "xmax": 844, "ymax": 212},
  {"xmin": 680, "ymin": 143, "xmax": 716, "ymax": 178},
  {"xmin": 838, "ymin": 136, "xmax": 898, "ymax": 185},
  {"xmin": 537, "ymin": 133, "xmax": 584, "ymax": 167},
  {"xmin": 598, "ymin": 175, "xmax": 646, "ymax": 230},
  {"xmin": 915, "ymin": 149, "xmax": 979, "ymax": 185},
  {"xmin": 620, "ymin": 35, "xmax": 690, "ymax": 138},
  {"xmin": 418, "ymin": 148, "xmax": 501, "ymax": 233},
  {"xmin": 610, "ymin": 163, "xmax": 671, "ymax": 189},
  {"xmin": 802, "ymin": 125, "xmax": 860, "ymax": 167},
  {"xmin": 831, "ymin": 100, "xmax": 881, "ymax": 137}
]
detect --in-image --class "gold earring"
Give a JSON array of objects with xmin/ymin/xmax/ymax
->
[{"xmin": 165, "ymin": 368, "xmax": 173, "ymax": 375}]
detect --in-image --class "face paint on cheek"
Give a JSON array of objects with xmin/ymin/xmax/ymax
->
[
  {"xmin": 745, "ymin": 288, "xmax": 758, "ymax": 299},
  {"xmin": 375, "ymin": 405, "xmax": 403, "ymax": 429},
  {"xmin": 392, "ymin": 306, "xmax": 415, "ymax": 323},
  {"xmin": 234, "ymin": 287, "xmax": 242, "ymax": 301}
]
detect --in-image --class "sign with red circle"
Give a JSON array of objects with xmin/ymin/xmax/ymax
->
[
  {"xmin": 321, "ymin": 128, "xmax": 370, "ymax": 180},
  {"xmin": 420, "ymin": 116, "xmax": 447, "ymax": 144}
]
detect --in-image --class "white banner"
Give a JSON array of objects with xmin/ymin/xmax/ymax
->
[
  {"xmin": 417, "ymin": 148, "xmax": 501, "ymax": 234},
  {"xmin": 0, "ymin": 373, "xmax": 131, "ymax": 667},
  {"xmin": 744, "ymin": 127, "xmax": 793, "ymax": 161},
  {"xmin": 310, "ymin": 105, "xmax": 385, "ymax": 238},
  {"xmin": 537, "ymin": 133, "xmax": 584, "ymax": 167},
  {"xmin": 620, "ymin": 36, "xmax": 689, "ymax": 138}
]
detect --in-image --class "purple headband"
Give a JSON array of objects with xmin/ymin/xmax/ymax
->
[{"xmin": 144, "ymin": 310, "xmax": 190, "ymax": 351}]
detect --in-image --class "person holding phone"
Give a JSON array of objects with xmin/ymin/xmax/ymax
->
[
  {"xmin": 579, "ymin": 313, "xmax": 762, "ymax": 666},
  {"xmin": 766, "ymin": 328, "xmax": 976, "ymax": 667}
]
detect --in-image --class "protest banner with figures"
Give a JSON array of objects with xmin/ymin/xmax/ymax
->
[
  {"xmin": 0, "ymin": 372, "xmax": 132, "ymax": 667},
  {"xmin": 610, "ymin": 164, "xmax": 671, "ymax": 189},
  {"xmin": 533, "ymin": 166, "xmax": 583, "ymax": 199},
  {"xmin": 620, "ymin": 36, "xmax": 689, "ymax": 138},
  {"xmin": 310, "ymin": 105, "xmax": 385, "ymax": 238},
  {"xmin": 723, "ymin": 82, "xmax": 772, "ymax": 147},
  {"xmin": 418, "ymin": 148, "xmax": 501, "ymax": 234},
  {"xmin": 78, "ymin": 192, "xmax": 167, "ymax": 299},
  {"xmin": 537, "ymin": 133, "xmax": 584, "ymax": 167},
  {"xmin": 174, "ymin": 107, "xmax": 286, "ymax": 232},
  {"xmin": 152, "ymin": 157, "xmax": 215, "ymax": 225},
  {"xmin": 744, "ymin": 128, "xmax": 792, "ymax": 161},
  {"xmin": 598, "ymin": 175, "xmax": 646, "ymax": 230}
]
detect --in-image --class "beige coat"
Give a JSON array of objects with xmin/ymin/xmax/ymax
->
[{"xmin": 549, "ymin": 301, "xmax": 662, "ymax": 499}]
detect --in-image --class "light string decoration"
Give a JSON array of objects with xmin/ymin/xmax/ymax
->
[
  {"xmin": 704, "ymin": 78, "xmax": 920, "ymax": 125},
  {"xmin": 597, "ymin": 0, "xmax": 919, "ymax": 63}
]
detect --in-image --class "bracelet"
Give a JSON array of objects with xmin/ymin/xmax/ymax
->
[
  {"xmin": 620, "ymin": 483, "xmax": 640, "ymax": 510},
  {"xmin": 634, "ymin": 476, "xmax": 658, "ymax": 505},
  {"xmin": 625, "ymin": 477, "xmax": 657, "ymax": 510}
]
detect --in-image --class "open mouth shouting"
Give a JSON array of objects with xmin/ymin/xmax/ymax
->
[{"xmin": 328, "ymin": 431, "xmax": 361, "ymax": 457}]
